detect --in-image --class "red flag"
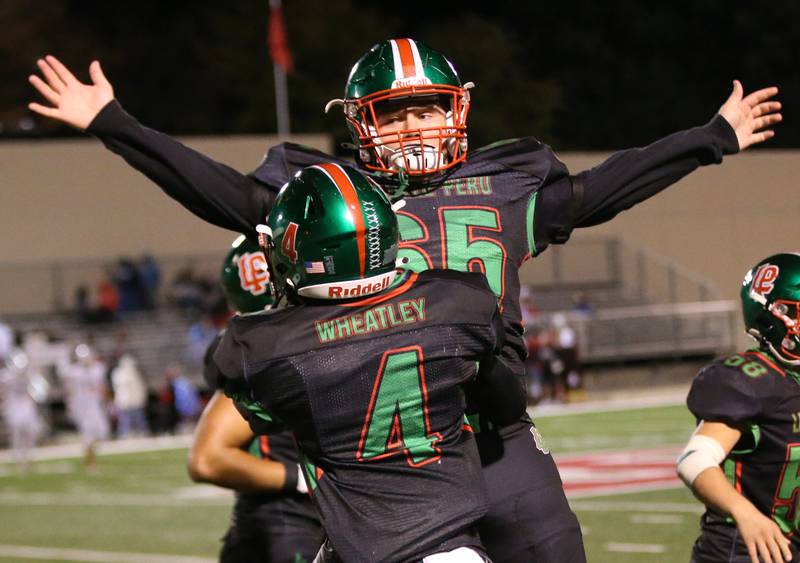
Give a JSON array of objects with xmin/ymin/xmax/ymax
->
[{"xmin": 268, "ymin": 3, "xmax": 293, "ymax": 72}]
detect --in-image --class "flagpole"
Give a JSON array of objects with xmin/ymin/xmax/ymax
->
[
  {"xmin": 270, "ymin": 0, "xmax": 290, "ymax": 136},
  {"xmin": 273, "ymin": 60, "xmax": 290, "ymax": 136}
]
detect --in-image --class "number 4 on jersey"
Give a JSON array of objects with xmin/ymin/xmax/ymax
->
[{"xmin": 357, "ymin": 346, "xmax": 442, "ymax": 467}]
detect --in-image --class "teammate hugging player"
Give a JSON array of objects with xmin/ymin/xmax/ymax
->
[
  {"xmin": 188, "ymin": 235, "xmax": 322, "ymax": 563},
  {"xmin": 29, "ymin": 37, "xmax": 781, "ymax": 562},
  {"xmin": 211, "ymin": 163, "xmax": 525, "ymax": 562},
  {"xmin": 678, "ymin": 253, "xmax": 800, "ymax": 563}
]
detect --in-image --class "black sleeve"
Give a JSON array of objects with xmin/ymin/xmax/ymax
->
[
  {"xmin": 472, "ymin": 308, "xmax": 527, "ymax": 426},
  {"xmin": 686, "ymin": 362, "xmax": 762, "ymax": 426},
  {"xmin": 86, "ymin": 100, "xmax": 273, "ymax": 233},
  {"xmin": 534, "ymin": 115, "xmax": 739, "ymax": 244},
  {"xmin": 201, "ymin": 332, "xmax": 225, "ymax": 390},
  {"xmin": 212, "ymin": 326, "xmax": 245, "ymax": 382}
]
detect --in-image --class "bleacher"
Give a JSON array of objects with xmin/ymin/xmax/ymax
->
[{"xmin": 521, "ymin": 237, "xmax": 738, "ymax": 364}]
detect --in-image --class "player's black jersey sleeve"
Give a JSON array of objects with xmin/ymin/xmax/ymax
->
[
  {"xmin": 87, "ymin": 100, "xmax": 273, "ymax": 234},
  {"xmin": 687, "ymin": 361, "xmax": 763, "ymax": 426},
  {"xmin": 535, "ymin": 114, "xmax": 739, "ymax": 244},
  {"xmin": 202, "ymin": 332, "xmax": 224, "ymax": 390}
]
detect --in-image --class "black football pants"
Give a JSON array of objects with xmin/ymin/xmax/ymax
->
[
  {"xmin": 220, "ymin": 525, "xmax": 322, "ymax": 563},
  {"xmin": 475, "ymin": 416, "xmax": 586, "ymax": 563}
]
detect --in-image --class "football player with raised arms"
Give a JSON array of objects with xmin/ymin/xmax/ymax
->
[
  {"xmin": 211, "ymin": 163, "xmax": 526, "ymax": 562},
  {"xmin": 678, "ymin": 253, "xmax": 800, "ymax": 563},
  {"xmin": 188, "ymin": 235, "xmax": 323, "ymax": 563},
  {"xmin": 29, "ymin": 38, "xmax": 781, "ymax": 561}
]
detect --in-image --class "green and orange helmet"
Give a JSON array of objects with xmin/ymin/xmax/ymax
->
[
  {"xmin": 257, "ymin": 163, "xmax": 400, "ymax": 302},
  {"xmin": 220, "ymin": 235, "xmax": 274, "ymax": 314},
  {"xmin": 325, "ymin": 38, "xmax": 473, "ymax": 178},
  {"xmin": 741, "ymin": 253, "xmax": 800, "ymax": 366}
]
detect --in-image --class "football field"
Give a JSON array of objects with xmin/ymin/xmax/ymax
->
[{"xmin": 0, "ymin": 401, "xmax": 701, "ymax": 562}]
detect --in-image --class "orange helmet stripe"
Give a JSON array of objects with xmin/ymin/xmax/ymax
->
[{"xmin": 313, "ymin": 163, "xmax": 366, "ymax": 277}]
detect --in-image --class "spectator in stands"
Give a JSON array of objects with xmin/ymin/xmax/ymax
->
[
  {"xmin": 113, "ymin": 257, "xmax": 143, "ymax": 313},
  {"xmin": 184, "ymin": 316, "xmax": 218, "ymax": 374},
  {"xmin": 96, "ymin": 274, "xmax": 119, "ymax": 320},
  {"xmin": 156, "ymin": 372, "xmax": 178, "ymax": 434},
  {"xmin": 525, "ymin": 325, "xmax": 546, "ymax": 403},
  {"xmin": 166, "ymin": 364, "xmax": 201, "ymax": 433},
  {"xmin": 0, "ymin": 348, "xmax": 46, "ymax": 472},
  {"xmin": 170, "ymin": 264, "xmax": 205, "ymax": 313},
  {"xmin": 111, "ymin": 353, "xmax": 149, "ymax": 438},
  {"xmin": 571, "ymin": 291, "xmax": 593, "ymax": 316},
  {"xmin": 139, "ymin": 253, "xmax": 161, "ymax": 310},
  {"xmin": 552, "ymin": 313, "xmax": 583, "ymax": 400},
  {"xmin": 60, "ymin": 343, "xmax": 110, "ymax": 470}
]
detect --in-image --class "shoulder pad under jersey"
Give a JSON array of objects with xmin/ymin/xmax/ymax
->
[
  {"xmin": 465, "ymin": 137, "xmax": 569, "ymax": 180},
  {"xmin": 687, "ymin": 354, "xmax": 773, "ymax": 425},
  {"xmin": 249, "ymin": 142, "xmax": 353, "ymax": 189}
]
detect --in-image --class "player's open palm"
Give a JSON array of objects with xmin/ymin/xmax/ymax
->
[
  {"xmin": 718, "ymin": 80, "xmax": 782, "ymax": 151},
  {"xmin": 736, "ymin": 506, "xmax": 792, "ymax": 563},
  {"xmin": 28, "ymin": 56, "xmax": 114, "ymax": 131}
]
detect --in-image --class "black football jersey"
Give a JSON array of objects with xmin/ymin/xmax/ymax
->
[
  {"xmin": 687, "ymin": 349, "xmax": 800, "ymax": 542},
  {"xmin": 214, "ymin": 270, "xmax": 505, "ymax": 562}
]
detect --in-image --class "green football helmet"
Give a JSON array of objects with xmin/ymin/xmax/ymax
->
[
  {"xmin": 325, "ymin": 38, "xmax": 473, "ymax": 178},
  {"xmin": 741, "ymin": 253, "xmax": 800, "ymax": 366},
  {"xmin": 220, "ymin": 235, "xmax": 274, "ymax": 314},
  {"xmin": 258, "ymin": 163, "xmax": 400, "ymax": 302}
]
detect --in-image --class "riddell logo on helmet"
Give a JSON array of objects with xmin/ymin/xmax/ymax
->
[
  {"xmin": 327, "ymin": 276, "xmax": 391, "ymax": 298},
  {"xmin": 391, "ymin": 76, "xmax": 432, "ymax": 89}
]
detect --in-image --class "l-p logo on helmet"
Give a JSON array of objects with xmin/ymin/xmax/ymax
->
[
  {"xmin": 237, "ymin": 252, "xmax": 269, "ymax": 296},
  {"xmin": 281, "ymin": 222, "xmax": 299, "ymax": 263},
  {"xmin": 752, "ymin": 263, "xmax": 780, "ymax": 295}
]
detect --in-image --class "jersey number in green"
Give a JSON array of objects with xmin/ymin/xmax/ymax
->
[
  {"xmin": 397, "ymin": 206, "xmax": 507, "ymax": 302},
  {"xmin": 356, "ymin": 346, "xmax": 441, "ymax": 467},
  {"xmin": 773, "ymin": 443, "xmax": 800, "ymax": 533}
]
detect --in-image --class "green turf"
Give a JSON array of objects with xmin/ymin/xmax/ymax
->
[
  {"xmin": 0, "ymin": 404, "xmax": 707, "ymax": 562},
  {"xmin": 534, "ymin": 404, "xmax": 696, "ymax": 454},
  {"xmin": 572, "ymin": 487, "xmax": 701, "ymax": 562},
  {"xmin": 0, "ymin": 448, "xmax": 231, "ymax": 560}
]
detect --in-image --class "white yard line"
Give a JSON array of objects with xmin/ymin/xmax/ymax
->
[
  {"xmin": 529, "ymin": 391, "xmax": 687, "ymax": 418},
  {"xmin": 0, "ymin": 487, "xmax": 232, "ymax": 507},
  {"xmin": 630, "ymin": 513, "xmax": 685, "ymax": 524},
  {"xmin": 0, "ymin": 545, "xmax": 215, "ymax": 563},
  {"xmin": 571, "ymin": 500, "xmax": 703, "ymax": 513},
  {"xmin": 0, "ymin": 435, "xmax": 193, "ymax": 464},
  {"xmin": 605, "ymin": 542, "xmax": 667, "ymax": 554}
]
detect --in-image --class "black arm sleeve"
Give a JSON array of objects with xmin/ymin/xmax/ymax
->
[
  {"xmin": 86, "ymin": 101, "xmax": 273, "ymax": 233},
  {"xmin": 534, "ymin": 115, "xmax": 739, "ymax": 243},
  {"xmin": 201, "ymin": 333, "xmax": 225, "ymax": 390},
  {"xmin": 473, "ymin": 309, "xmax": 528, "ymax": 426}
]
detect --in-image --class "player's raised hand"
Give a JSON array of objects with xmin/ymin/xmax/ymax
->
[
  {"xmin": 718, "ymin": 80, "xmax": 782, "ymax": 152},
  {"xmin": 734, "ymin": 503, "xmax": 792, "ymax": 563},
  {"xmin": 28, "ymin": 56, "xmax": 114, "ymax": 131}
]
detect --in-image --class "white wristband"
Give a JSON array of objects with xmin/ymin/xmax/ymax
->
[
  {"xmin": 676, "ymin": 434, "xmax": 727, "ymax": 486},
  {"xmin": 296, "ymin": 464, "xmax": 309, "ymax": 495}
]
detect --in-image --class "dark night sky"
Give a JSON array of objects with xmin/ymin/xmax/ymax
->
[{"xmin": 2, "ymin": 0, "xmax": 797, "ymax": 150}]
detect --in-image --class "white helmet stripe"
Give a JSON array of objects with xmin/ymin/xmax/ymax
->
[{"xmin": 389, "ymin": 39, "xmax": 405, "ymax": 79}]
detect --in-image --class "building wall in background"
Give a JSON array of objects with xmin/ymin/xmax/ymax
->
[{"xmin": 1, "ymin": 134, "xmax": 332, "ymax": 261}]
